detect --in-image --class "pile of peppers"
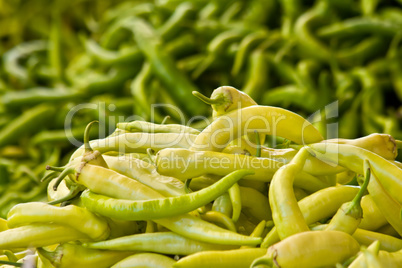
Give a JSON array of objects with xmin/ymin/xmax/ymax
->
[
  {"xmin": 0, "ymin": 0, "xmax": 402, "ymax": 267},
  {"xmin": 0, "ymin": 86, "xmax": 401, "ymax": 267},
  {"xmin": 1, "ymin": 0, "xmax": 402, "ymax": 218}
]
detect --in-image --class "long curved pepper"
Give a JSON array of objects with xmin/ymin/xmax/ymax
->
[
  {"xmin": 80, "ymin": 169, "xmax": 254, "ymax": 221},
  {"xmin": 325, "ymin": 167, "xmax": 370, "ymax": 234},
  {"xmin": 309, "ymin": 142, "xmax": 402, "ymax": 204},
  {"xmin": 190, "ymin": 105, "xmax": 323, "ymax": 152},
  {"xmin": 84, "ymin": 232, "xmax": 236, "ymax": 255},
  {"xmin": 269, "ymin": 147, "xmax": 310, "ymax": 240},
  {"xmin": 364, "ymin": 160, "xmax": 402, "ymax": 237}
]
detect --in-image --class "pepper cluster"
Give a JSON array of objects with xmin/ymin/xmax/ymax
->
[
  {"xmin": 1, "ymin": 0, "xmax": 402, "ymax": 219},
  {"xmin": 0, "ymin": 86, "xmax": 401, "ymax": 267}
]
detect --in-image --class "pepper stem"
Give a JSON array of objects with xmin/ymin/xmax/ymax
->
[
  {"xmin": 254, "ymin": 130, "xmax": 261, "ymax": 157},
  {"xmin": 4, "ymin": 251, "xmax": 18, "ymax": 262},
  {"xmin": 46, "ymin": 165, "xmax": 64, "ymax": 172},
  {"xmin": 161, "ymin": 115, "xmax": 170, "ymax": 125},
  {"xmin": 192, "ymin": 91, "xmax": 225, "ymax": 105},
  {"xmin": 184, "ymin": 179, "xmax": 192, "ymax": 193},
  {"xmin": 84, "ymin": 120, "xmax": 99, "ymax": 153},
  {"xmin": 52, "ymin": 167, "xmax": 74, "ymax": 191},
  {"xmin": 346, "ymin": 162, "xmax": 370, "ymax": 214},
  {"xmin": 48, "ymin": 185, "xmax": 81, "ymax": 205},
  {"xmin": 37, "ymin": 248, "xmax": 56, "ymax": 265},
  {"xmin": 250, "ymin": 253, "xmax": 274, "ymax": 268},
  {"xmin": 41, "ymin": 170, "xmax": 59, "ymax": 182},
  {"xmin": 0, "ymin": 261, "xmax": 22, "ymax": 267}
]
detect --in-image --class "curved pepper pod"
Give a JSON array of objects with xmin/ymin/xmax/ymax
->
[
  {"xmin": 365, "ymin": 160, "xmax": 402, "ymax": 237},
  {"xmin": 269, "ymin": 148, "xmax": 310, "ymax": 240},
  {"xmin": 309, "ymin": 143, "xmax": 402, "ymax": 204},
  {"xmin": 189, "ymin": 105, "xmax": 323, "ymax": 152},
  {"xmin": 80, "ymin": 169, "xmax": 255, "ymax": 221},
  {"xmin": 85, "ymin": 232, "xmax": 236, "ymax": 255},
  {"xmin": 252, "ymin": 231, "xmax": 360, "ymax": 268},
  {"xmin": 7, "ymin": 202, "xmax": 110, "ymax": 241}
]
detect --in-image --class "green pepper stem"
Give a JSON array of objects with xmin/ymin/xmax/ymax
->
[
  {"xmin": 52, "ymin": 167, "xmax": 74, "ymax": 191},
  {"xmin": 37, "ymin": 248, "xmax": 55, "ymax": 264},
  {"xmin": 347, "ymin": 166, "xmax": 370, "ymax": 213},
  {"xmin": 48, "ymin": 185, "xmax": 80, "ymax": 205},
  {"xmin": 192, "ymin": 91, "xmax": 224, "ymax": 105},
  {"xmin": 41, "ymin": 170, "xmax": 59, "ymax": 182},
  {"xmin": 46, "ymin": 165, "xmax": 64, "ymax": 172},
  {"xmin": 0, "ymin": 261, "xmax": 22, "ymax": 267},
  {"xmin": 161, "ymin": 115, "xmax": 170, "ymax": 125},
  {"xmin": 84, "ymin": 120, "xmax": 99, "ymax": 153},
  {"xmin": 184, "ymin": 179, "xmax": 192, "ymax": 193},
  {"xmin": 254, "ymin": 130, "xmax": 261, "ymax": 157},
  {"xmin": 250, "ymin": 254, "xmax": 274, "ymax": 268},
  {"xmin": 4, "ymin": 250, "xmax": 18, "ymax": 263}
]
